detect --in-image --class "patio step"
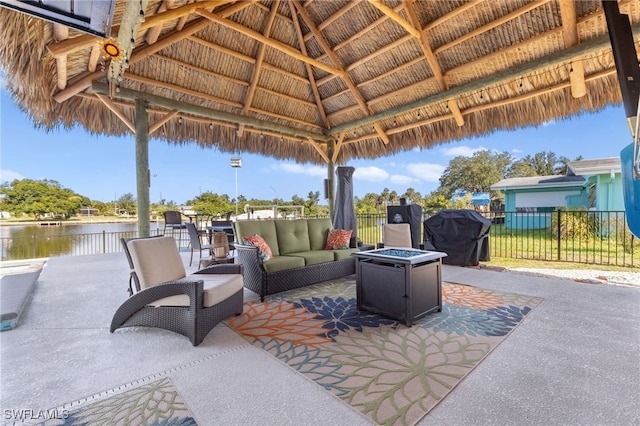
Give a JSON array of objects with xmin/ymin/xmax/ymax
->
[{"xmin": 0, "ymin": 262, "xmax": 45, "ymax": 331}]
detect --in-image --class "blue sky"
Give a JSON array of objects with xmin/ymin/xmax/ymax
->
[{"xmin": 0, "ymin": 84, "xmax": 634, "ymax": 205}]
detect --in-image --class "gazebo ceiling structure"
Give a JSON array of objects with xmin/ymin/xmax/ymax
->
[{"xmin": 1, "ymin": 0, "xmax": 639, "ymax": 167}]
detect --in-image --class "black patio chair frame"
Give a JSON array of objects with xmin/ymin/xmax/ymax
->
[{"xmin": 111, "ymin": 236, "xmax": 244, "ymax": 346}]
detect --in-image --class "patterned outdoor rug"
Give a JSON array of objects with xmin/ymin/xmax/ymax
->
[
  {"xmin": 42, "ymin": 377, "xmax": 196, "ymax": 425},
  {"xmin": 228, "ymin": 278, "xmax": 541, "ymax": 426}
]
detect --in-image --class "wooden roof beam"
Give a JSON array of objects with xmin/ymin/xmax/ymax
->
[
  {"xmin": 91, "ymin": 82, "xmax": 333, "ymax": 143},
  {"xmin": 404, "ymin": 0, "xmax": 464, "ymax": 127},
  {"xmin": 149, "ymin": 110, "xmax": 180, "ymax": 135},
  {"xmin": 433, "ymin": 0, "xmax": 552, "ymax": 56},
  {"xmin": 108, "ymin": 0, "xmax": 149, "ymax": 84},
  {"xmin": 52, "ymin": 24, "xmax": 68, "ymax": 90},
  {"xmin": 238, "ymin": 0, "xmax": 280, "ymax": 137},
  {"xmin": 367, "ymin": 0, "xmax": 420, "ymax": 38},
  {"xmin": 332, "ymin": 132, "xmax": 345, "ymax": 163},
  {"xmin": 292, "ymin": 0, "xmax": 389, "ymax": 142},
  {"xmin": 327, "ymin": 23, "xmax": 640, "ymax": 136},
  {"xmin": 52, "ymin": 2, "xmax": 254, "ymax": 103},
  {"xmin": 196, "ymin": 9, "xmax": 345, "ymax": 77},
  {"xmin": 305, "ymin": 138, "xmax": 330, "ymax": 163},
  {"xmin": 145, "ymin": 0, "xmax": 175, "ymax": 45},
  {"xmin": 46, "ymin": 0, "xmax": 233, "ymax": 59},
  {"xmin": 343, "ymin": 66, "xmax": 617, "ymax": 146},
  {"xmin": 95, "ymin": 93, "xmax": 136, "ymax": 133},
  {"xmin": 127, "ymin": 72, "xmax": 322, "ymax": 130},
  {"xmin": 290, "ymin": 1, "xmax": 330, "ymax": 129},
  {"xmin": 314, "ymin": 0, "xmax": 473, "ymax": 86},
  {"xmin": 559, "ymin": 0, "xmax": 586, "ymax": 98}
]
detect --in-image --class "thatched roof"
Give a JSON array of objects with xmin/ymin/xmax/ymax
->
[{"xmin": 1, "ymin": 0, "xmax": 638, "ymax": 165}]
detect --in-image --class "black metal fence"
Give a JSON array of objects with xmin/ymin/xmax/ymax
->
[
  {"xmin": 356, "ymin": 210, "xmax": 638, "ymax": 267},
  {"xmin": 1, "ymin": 210, "xmax": 637, "ymax": 267}
]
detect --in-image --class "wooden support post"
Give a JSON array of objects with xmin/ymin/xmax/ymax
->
[{"xmin": 135, "ymin": 98, "xmax": 151, "ymax": 237}]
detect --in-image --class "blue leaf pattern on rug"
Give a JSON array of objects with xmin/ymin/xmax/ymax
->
[
  {"xmin": 228, "ymin": 279, "xmax": 541, "ymax": 426},
  {"xmin": 419, "ymin": 304, "xmax": 533, "ymax": 337},
  {"xmin": 294, "ymin": 295, "xmax": 397, "ymax": 338}
]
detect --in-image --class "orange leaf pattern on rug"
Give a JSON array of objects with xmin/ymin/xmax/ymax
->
[
  {"xmin": 228, "ymin": 301, "xmax": 331, "ymax": 347},
  {"xmin": 443, "ymin": 283, "xmax": 503, "ymax": 310},
  {"xmin": 228, "ymin": 279, "xmax": 541, "ymax": 426}
]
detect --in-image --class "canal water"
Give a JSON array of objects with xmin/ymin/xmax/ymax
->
[
  {"xmin": 0, "ymin": 222, "xmax": 165, "ymax": 260},
  {"xmin": 0, "ymin": 222, "xmax": 163, "ymax": 238}
]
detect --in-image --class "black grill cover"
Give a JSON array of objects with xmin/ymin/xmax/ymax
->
[
  {"xmin": 387, "ymin": 204, "xmax": 423, "ymax": 249},
  {"xmin": 423, "ymin": 209, "xmax": 491, "ymax": 266}
]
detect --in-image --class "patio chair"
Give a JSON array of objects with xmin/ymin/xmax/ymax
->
[
  {"xmin": 111, "ymin": 236, "xmax": 244, "ymax": 346},
  {"xmin": 185, "ymin": 222, "xmax": 212, "ymax": 267},
  {"xmin": 162, "ymin": 210, "xmax": 187, "ymax": 247},
  {"xmin": 377, "ymin": 223, "xmax": 412, "ymax": 248}
]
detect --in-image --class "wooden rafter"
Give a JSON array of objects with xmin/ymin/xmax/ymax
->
[
  {"xmin": 46, "ymin": 0, "xmax": 233, "ymax": 59},
  {"xmin": 305, "ymin": 137, "xmax": 330, "ymax": 163},
  {"xmin": 326, "ymin": 1, "xmax": 638, "ymax": 128},
  {"xmin": 332, "ymin": 132, "xmax": 345, "ymax": 163},
  {"xmin": 292, "ymin": 0, "xmax": 390, "ymax": 142},
  {"xmin": 145, "ymin": 0, "xmax": 175, "ymax": 44},
  {"xmin": 340, "ymin": 66, "xmax": 617, "ymax": 147},
  {"xmin": 149, "ymin": 110, "xmax": 180, "ymax": 135},
  {"xmin": 327, "ymin": 23, "xmax": 636, "ymax": 136},
  {"xmin": 108, "ymin": 0, "xmax": 149, "ymax": 85},
  {"xmin": 91, "ymin": 82, "xmax": 333, "ymax": 143},
  {"xmin": 52, "ymin": 24, "xmax": 68, "ymax": 90},
  {"xmin": 96, "ymin": 93, "xmax": 136, "ymax": 133},
  {"xmin": 196, "ymin": 8, "xmax": 345, "ymax": 77},
  {"xmin": 290, "ymin": 1, "xmax": 329, "ymax": 128},
  {"xmin": 559, "ymin": 0, "xmax": 586, "ymax": 98},
  {"xmin": 51, "ymin": 1, "xmax": 252, "ymax": 103},
  {"xmin": 238, "ymin": 0, "xmax": 280, "ymax": 137},
  {"xmin": 432, "ymin": 0, "xmax": 552, "ymax": 56}
]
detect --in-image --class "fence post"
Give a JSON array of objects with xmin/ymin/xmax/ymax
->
[
  {"xmin": 102, "ymin": 230, "xmax": 106, "ymax": 254},
  {"xmin": 556, "ymin": 210, "xmax": 561, "ymax": 261}
]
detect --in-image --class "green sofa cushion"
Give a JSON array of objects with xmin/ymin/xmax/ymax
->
[
  {"xmin": 330, "ymin": 248, "xmax": 360, "ymax": 261},
  {"xmin": 287, "ymin": 250, "xmax": 335, "ymax": 266},
  {"xmin": 307, "ymin": 218, "xmax": 332, "ymax": 250},
  {"xmin": 275, "ymin": 220, "xmax": 310, "ymax": 255},
  {"xmin": 263, "ymin": 255, "xmax": 305, "ymax": 273},
  {"xmin": 235, "ymin": 220, "xmax": 280, "ymax": 256}
]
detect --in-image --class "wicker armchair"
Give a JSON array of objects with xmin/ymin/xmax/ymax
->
[{"xmin": 111, "ymin": 236, "xmax": 244, "ymax": 346}]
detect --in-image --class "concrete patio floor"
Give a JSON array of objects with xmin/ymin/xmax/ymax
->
[{"xmin": 1, "ymin": 252, "xmax": 639, "ymax": 425}]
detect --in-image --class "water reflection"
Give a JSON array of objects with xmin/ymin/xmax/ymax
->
[{"xmin": 0, "ymin": 223, "xmax": 163, "ymax": 260}]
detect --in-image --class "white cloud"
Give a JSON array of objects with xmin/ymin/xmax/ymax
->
[
  {"xmin": 390, "ymin": 174, "xmax": 418, "ymax": 184},
  {"xmin": 354, "ymin": 166, "xmax": 389, "ymax": 182},
  {"xmin": 0, "ymin": 169, "xmax": 24, "ymax": 184},
  {"xmin": 406, "ymin": 163, "xmax": 446, "ymax": 182},
  {"xmin": 271, "ymin": 163, "xmax": 326, "ymax": 177},
  {"xmin": 440, "ymin": 145, "xmax": 486, "ymax": 157},
  {"xmin": 542, "ymin": 119, "xmax": 557, "ymax": 127}
]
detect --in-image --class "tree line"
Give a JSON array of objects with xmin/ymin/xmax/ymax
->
[{"xmin": 0, "ymin": 150, "xmax": 580, "ymax": 219}]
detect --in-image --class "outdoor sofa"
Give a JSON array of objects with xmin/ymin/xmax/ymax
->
[{"xmin": 234, "ymin": 218, "xmax": 358, "ymax": 301}]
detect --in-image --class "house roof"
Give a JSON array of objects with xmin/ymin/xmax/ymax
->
[
  {"xmin": 0, "ymin": 1, "xmax": 638, "ymax": 165},
  {"xmin": 491, "ymin": 175, "xmax": 585, "ymax": 191},
  {"xmin": 567, "ymin": 157, "xmax": 622, "ymax": 176}
]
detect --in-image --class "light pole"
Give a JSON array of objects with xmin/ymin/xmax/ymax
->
[{"xmin": 231, "ymin": 157, "xmax": 242, "ymax": 218}]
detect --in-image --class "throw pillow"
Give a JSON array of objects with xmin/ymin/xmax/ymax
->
[
  {"xmin": 324, "ymin": 228, "xmax": 352, "ymax": 250},
  {"xmin": 242, "ymin": 234, "xmax": 274, "ymax": 261}
]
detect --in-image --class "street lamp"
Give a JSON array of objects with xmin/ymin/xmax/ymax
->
[{"xmin": 231, "ymin": 157, "xmax": 242, "ymax": 218}]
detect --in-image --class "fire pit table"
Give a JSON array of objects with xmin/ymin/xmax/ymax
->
[{"xmin": 351, "ymin": 248, "xmax": 447, "ymax": 325}]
